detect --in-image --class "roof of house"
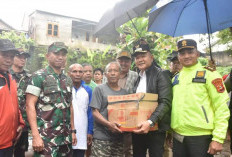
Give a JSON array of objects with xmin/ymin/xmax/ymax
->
[
  {"xmin": 29, "ymin": 10, "xmax": 97, "ymax": 25},
  {"xmin": 0, "ymin": 19, "xmax": 15, "ymax": 30}
]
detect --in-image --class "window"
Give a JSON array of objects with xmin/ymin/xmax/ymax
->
[{"xmin": 47, "ymin": 23, "xmax": 59, "ymax": 37}]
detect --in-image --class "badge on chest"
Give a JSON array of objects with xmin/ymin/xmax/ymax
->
[{"xmin": 192, "ymin": 71, "xmax": 206, "ymax": 83}]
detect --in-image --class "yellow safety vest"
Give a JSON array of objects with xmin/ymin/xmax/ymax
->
[{"xmin": 171, "ymin": 62, "xmax": 230, "ymax": 143}]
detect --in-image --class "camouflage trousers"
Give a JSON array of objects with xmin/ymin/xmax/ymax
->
[
  {"xmin": 34, "ymin": 144, "xmax": 72, "ymax": 157},
  {"xmin": 91, "ymin": 139, "xmax": 123, "ymax": 157}
]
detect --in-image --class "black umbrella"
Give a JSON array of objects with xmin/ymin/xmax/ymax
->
[{"xmin": 94, "ymin": 0, "xmax": 158, "ymax": 37}]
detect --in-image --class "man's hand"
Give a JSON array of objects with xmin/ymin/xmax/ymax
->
[
  {"xmin": 107, "ymin": 122, "xmax": 122, "ymax": 133},
  {"xmin": 166, "ymin": 133, "xmax": 173, "ymax": 148},
  {"xmin": 32, "ymin": 135, "xmax": 44, "ymax": 152},
  {"xmin": 72, "ymin": 133, "xmax": 77, "ymax": 146},
  {"xmin": 207, "ymin": 141, "xmax": 223, "ymax": 155},
  {"xmin": 14, "ymin": 126, "xmax": 23, "ymax": 145},
  {"xmin": 87, "ymin": 134, "xmax": 93, "ymax": 146},
  {"xmin": 133, "ymin": 121, "xmax": 150, "ymax": 134}
]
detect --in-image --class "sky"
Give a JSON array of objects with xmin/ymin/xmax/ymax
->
[
  {"xmin": 0, "ymin": 0, "xmax": 121, "ymax": 30},
  {"xmin": 0, "ymin": 0, "xmax": 224, "ymax": 52}
]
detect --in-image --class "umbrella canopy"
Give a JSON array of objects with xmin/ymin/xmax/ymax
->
[
  {"xmin": 148, "ymin": 0, "xmax": 232, "ymax": 60},
  {"xmin": 148, "ymin": 0, "xmax": 232, "ymax": 36},
  {"xmin": 94, "ymin": 0, "xmax": 158, "ymax": 36}
]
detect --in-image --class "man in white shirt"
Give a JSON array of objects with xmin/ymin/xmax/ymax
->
[{"xmin": 68, "ymin": 64, "xmax": 93, "ymax": 157}]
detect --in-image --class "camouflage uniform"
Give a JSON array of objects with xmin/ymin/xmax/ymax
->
[
  {"xmin": 10, "ymin": 68, "xmax": 31, "ymax": 128},
  {"xmin": 91, "ymin": 139, "xmax": 123, "ymax": 157},
  {"xmin": 10, "ymin": 68, "xmax": 31, "ymax": 155},
  {"xmin": 26, "ymin": 66, "xmax": 73, "ymax": 156}
]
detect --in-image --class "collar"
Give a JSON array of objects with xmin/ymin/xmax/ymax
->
[
  {"xmin": 74, "ymin": 80, "xmax": 85, "ymax": 91},
  {"xmin": 182, "ymin": 62, "xmax": 201, "ymax": 71},
  {"xmin": 139, "ymin": 70, "xmax": 146, "ymax": 77},
  {"xmin": 46, "ymin": 66, "xmax": 64, "ymax": 78},
  {"xmin": 0, "ymin": 70, "xmax": 9, "ymax": 76}
]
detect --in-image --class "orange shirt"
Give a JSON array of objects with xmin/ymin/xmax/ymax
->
[{"xmin": 0, "ymin": 73, "xmax": 25, "ymax": 149}]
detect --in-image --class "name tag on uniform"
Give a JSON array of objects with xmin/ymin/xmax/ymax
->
[{"xmin": 192, "ymin": 71, "xmax": 206, "ymax": 83}]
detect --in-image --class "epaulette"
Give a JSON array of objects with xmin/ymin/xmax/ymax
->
[
  {"xmin": 204, "ymin": 65, "xmax": 216, "ymax": 72},
  {"xmin": 204, "ymin": 59, "xmax": 216, "ymax": 72}
]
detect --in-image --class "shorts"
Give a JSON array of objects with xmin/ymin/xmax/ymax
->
[{"xmin": 91, "ymin": 139, "xmax": 123, "ymax": 157}]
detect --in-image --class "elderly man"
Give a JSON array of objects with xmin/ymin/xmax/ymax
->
[
  {"xmin": 0, "ymin": 39, "xmax": 25, "ymax": 157},
  {"xmin": 10, "ymin": 48, "xmax": 31, "ymax": 157},
  {"xmin": 116, "ymin": 50, "xmax": 138, "ymax": 157},
  {"xmin": 171, "ymin": 39, "xmax": 230, "ymax": 157},
  {"xmin": 68, "ymin": 64, "xmax": 93, "ymax": 157},
  {"xmin": 132, "ymin": 41, "xmax": 172, "ymax": 157},
  {"xmin": 26, "ymin": 42, "xmax": 76, "ymax": 156},
  {"xmin": 90, "ymin": 62, "xmax": 127, "ymax": 157}
]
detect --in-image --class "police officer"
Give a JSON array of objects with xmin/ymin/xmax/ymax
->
[
  {"xmin": 10, "ymin": 48, "xmax": 31, "ymax": 157},
  {"xmin": 26, "ymin": 42, "xmax": 77, "ymax": 156},
  {"xmin": 171, "ymin": 39, "xmax": 230, "ymax": 157}
]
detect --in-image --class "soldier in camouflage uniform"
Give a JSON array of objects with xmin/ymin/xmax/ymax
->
[
  {"xmin": 10, "ymin": 48, "xmax": 31, "ymax": 157},
  {"xmin": 25, "ymin": 42, "xmax": 77, "ymax": 157}
]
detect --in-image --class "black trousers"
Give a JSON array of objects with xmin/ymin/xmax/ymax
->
[
  {"xmin": 0, "ymin": 146, "xmax": 13, "ymax": 157},
  {"xmin": 14, "ymin": 131, "xmax": 29, "ymax": 157},
  {"xmin": 73, "ymin": 149, "xmax": 85, "ymax": 157},
  {"xmin": 173, "ymin": 135, "xmax": 213, "ymax": 157},
  {"xmin": 132, "ymin": 131, "xmax": 166, "ymax": 157}
]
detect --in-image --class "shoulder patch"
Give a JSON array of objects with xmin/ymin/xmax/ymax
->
[{"xmin": 212, "ymin": 78, "xmax": 225, "ymax": 93}]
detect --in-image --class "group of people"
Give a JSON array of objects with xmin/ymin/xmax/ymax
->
[{"xmin": 0, "ymin": 38, "xmax": 230, "ymax": 157}]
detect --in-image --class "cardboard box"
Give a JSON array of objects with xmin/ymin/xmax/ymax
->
[{"xmin": 107, "ymin": 93, "xmax": 158, "ymax": 132}]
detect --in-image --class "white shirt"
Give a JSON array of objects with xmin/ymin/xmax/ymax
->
[
  {"xmin": 72, "ymin": 86, "xmax": 89, "ymax": 150},
  {"xmin": 136, "ymin": 71, "xmax": 147, "ymax": 93}
]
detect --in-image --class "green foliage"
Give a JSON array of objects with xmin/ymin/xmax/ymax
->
[
  {"xmin": 65, "ymin": 47, "xmax": 117, "ymax": 72},
  {"xmin": 117, "ymin": 17, "xmax": 180, "ymax": 69},
  {"xmin": 216, "ymin": 28, "xmax": 232, "ymax": 51},
  {"xmin": 0, "ymin": 31, "xmax": 45, "ymax": 72},
  {"xmin": 216, "ymin": 66, "xmax": 232, "ymax": 76},
  {"xmin": 198, "ymin": 57, "xmax": 208, "ymax": 66},
  {"xmin": 0, "ymin": 31, "xmax": 35, "ymax": 51}
]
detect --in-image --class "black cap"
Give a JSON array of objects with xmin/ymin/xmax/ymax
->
[
  {"xmin": 177, "ymin": 39, "xmax": 197, "ymax": 51},
  {"xmin": 167, "ymin": 51, "xmax": 178, "ymax": 61},
  {"xmin": 48, "ymin": 42, "xmax": 68, "ymax": 53},
  {"xmin": 0, "ymin": 39, "xmax": 19, "ymax": 53},
  {"xmin": 132, "ymin": 43, "xmax": 150, "ymax": 57},
  {"xmin": 16, "ymin": 48, "xmax": 30, "ymax": 58}
]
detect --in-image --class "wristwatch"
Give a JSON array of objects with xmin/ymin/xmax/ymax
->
[
  {"xmin": 147, "ymin": 120, "xmax": 154, "ymax": 127},
  {"xmin": 71, "ymin": 129, "xmax": 76, "ymax": 134}
]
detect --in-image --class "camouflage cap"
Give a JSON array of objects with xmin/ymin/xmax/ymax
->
[
  {"xmin": 16, "ymin": 48, "xmax": 30, "ymax": 58},
  {"xmin": 0, "ymin": 39, "xmax": 19, "ymax": 53},
  {"xmin": 48, "ymin": 42, "xmax": 68, "ymax": 54},
  {"xmin": 116, "ymin": 50, "xmax": 131, "ymax": 59}
]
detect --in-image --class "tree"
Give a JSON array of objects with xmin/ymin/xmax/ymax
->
[
  {"xmin": 0, "ymin": 31, "xmax": 43, "ymax": 72},
  {"xmin": 117, "ymin": 16, "xmax": 180, "ymax": 69},
  {"xmin": 216, "ymin": 28, "xmax": 232, "ymax": 51}
]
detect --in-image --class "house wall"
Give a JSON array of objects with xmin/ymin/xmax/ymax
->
[
  {"xmin": 0, "ymin": 21, "xmax": 13, "ymax": 31},
  {"xmin": 28, "ymin": 11, "xmax": 118, "ymax": 50},
  {"xmin": 29, "ymin": 12, "xmax": 72, "ymax": 45}
]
